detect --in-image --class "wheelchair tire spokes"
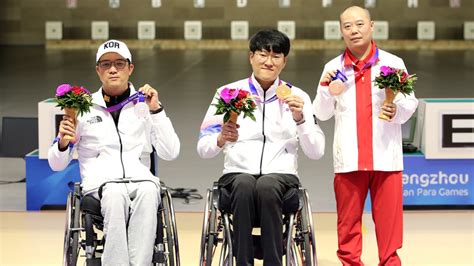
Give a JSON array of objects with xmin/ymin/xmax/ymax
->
[
  {"xmin": 285, "ymin": 213, "xmax": 295, "ymax": 266},
  {"xmin": 220, "ymin": 236, "xmax": 233, "ymax": 266},
  {"xmin": 304, "ymin": 190, "xmax": 317, "ymax": 266},
  {"xmin": 289, "ymin": 240, "xmax": 298, "ymax": 266},
  {"xmin": 285, "ymin": 189, "xmax": 317, "ymax": 266},
  {"xmin": 162, "ymin": 189, "xmax": 178, "ymax": 266},
  {"xmin": 72, "ymin": 189, "xmax": 82, "ymax": 265},
  {"xmin": 63, "ymin": 190, "xmax": 81, "ymax": 266},
  {"xmin": 200, "ymin": 185, "xmax": 317, "ymax": 266},
  {"xmin": 166, "ymin": 188, "xmax": 181, "ymax": 266},
  {"xmin": 299, "ymin": 189, "xmax": 316, "ymax": 266},
  {"xmin": 221, "ymin": 213, "xmax": 233, "ymax": 266},
  {"xmin": 200, "ymin": 189, "xmax": 212, "ymax": 266},
  {"xmin": 152, "ymin": 187, "xmax": 180, "ymax": 266},
  {"xmin": 200, "ymin": 187, "xmax": 227, "ymax": 266},
  {"xmin": 63, "ymin": 192, "xmax": 73, "ymax": 266},
  {"xmin": 205, "ymin": 200, "xmax": 218, "ymax": 265},
  {"xmin": 62, "ymin": 182, "xmax": 180, "ymax": 266}
]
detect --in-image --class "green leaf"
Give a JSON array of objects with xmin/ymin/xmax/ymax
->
[{"xmin": 223, "ymin": 112, "xmax": 230, "ymax": 123}]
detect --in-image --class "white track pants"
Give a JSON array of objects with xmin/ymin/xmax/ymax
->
[{"xmin": 99, "ymin": 181, "xmax": 160, "ymax": 266}]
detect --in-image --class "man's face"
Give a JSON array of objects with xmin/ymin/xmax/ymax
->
[
  {"xmin": 340, "ymin": 7, "xmax": 374, "ymax": 55},
  {"xmin": 96, "ymin": 52, "xmax": 134, "ymax": 96},
  {"xmin": 249, "ymin": 49, "xmax": 287, "ymax": 86}
]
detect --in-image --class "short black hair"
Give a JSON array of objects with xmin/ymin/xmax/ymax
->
[{"xmin": 249, "ymin": 29, "xmax": 290, "ymax": 56}]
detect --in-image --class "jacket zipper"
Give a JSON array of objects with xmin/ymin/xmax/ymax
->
[
  {"xmin": 114, "ymin": 115, "xmax": 126, "ymax": 179},
  {"xmin": 259, "ymin": 90, "xmax": 267, "ymax": 175}
]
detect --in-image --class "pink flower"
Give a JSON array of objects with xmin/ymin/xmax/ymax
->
[
  {"xmin": 56, "ymin": 84, "xmax": 72, "ymax": 96},
  {"xmin": 220, "ymin": 88, "xmax": 239, "ymax": 104},
  {"xmin": 380, "ymin": 66, "xmax": 394, "ymax": 76}
]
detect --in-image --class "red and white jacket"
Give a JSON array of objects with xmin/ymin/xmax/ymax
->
[{"xmin": 313, "ymin": 48, "xmax": 418, "ymax": 173}]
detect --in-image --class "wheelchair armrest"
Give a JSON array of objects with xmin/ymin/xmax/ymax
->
[{"xmin": 72, "ymin": 182, "xmax": 82, "ymax": 198}]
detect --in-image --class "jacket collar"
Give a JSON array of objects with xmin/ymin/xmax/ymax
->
[
  {"xmin": 343, "ymin": 41, "xmax": 377, "ymax": 68},
  {"xmin": 92, "ymin": 82, "xmax": 136, "ymax": 108},
  {"xmin": 250, "ymin": 73, "xmax": 280, "ymax": 97}
]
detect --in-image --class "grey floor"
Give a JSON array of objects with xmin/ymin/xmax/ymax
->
[{"xmin": 0, "ymin": 46, "xmax": 473, "ymax": 211}]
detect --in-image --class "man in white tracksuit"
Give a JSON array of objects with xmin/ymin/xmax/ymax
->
[
  {"xmin": 313, "ymin": 6, "xmax": 418, "ymax": 266},
  {"xmin": 197, "ymin": 29, "xmax": 325, "ymax": 265},
  {"xmin": 48, "ymin": 40, "xmax": 180, "ymax": 265}
]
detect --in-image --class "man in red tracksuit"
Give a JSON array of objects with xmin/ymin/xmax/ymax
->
[{"xmin": 313, "ymin": 6, "xmax": 418, "ymax": 265}]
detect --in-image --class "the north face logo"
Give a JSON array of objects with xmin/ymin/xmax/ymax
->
[
  {"xmin": 87, "ymin": 116, "xmax": 103, "ymax": 124},
  {"xmin": 104, "ymin": 41, "xmax": 120, "ymax": 49}
]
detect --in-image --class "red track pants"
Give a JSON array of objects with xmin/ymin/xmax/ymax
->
[{"xmin": 334, "ymin": 171, "xmax": 403, "ymax": 266}]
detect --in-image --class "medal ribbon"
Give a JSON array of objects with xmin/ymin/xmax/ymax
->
[
  {"xmin": 341, "ymin": 47, "xmax": 379, "ymax": 80},
  {"xmin": 248, "ymin": 76, "xmax": 292, "ymax": 104},
  {"xmin": 319, "ymin": 47, "xmax": 378, "ymax": 87},
  {"xmin": 103, "ymin": 91, "xmax": 145, "ymax": 112}
]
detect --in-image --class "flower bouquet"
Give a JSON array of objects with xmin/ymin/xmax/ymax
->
[
  {"xmin": 54, "ymin": 84, "xmax": 93, "ymax": 140},
  {"xmin": 213, "ymin": 88, "xmax": 256, "ymax": 123},
  {"xmin": 374, "ymin": 66, "xmax": 417, "ymax": 120}
]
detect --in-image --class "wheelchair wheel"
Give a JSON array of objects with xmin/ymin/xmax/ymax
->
[
  {"xmin": 285, "ymin": 213, "xmax": 297, "ymax": 266},
  {"xmin": 162, "ymin": 188, "xmax": 180, "ymax": 266},
  {"xmin": 63, "ymin": 189, "xmax": 81, "ymax": 266},
  {"xmin": 220, "ymin": 213, "xmax": 233, "ymax": 266},
  {"xmin": 154, "ymin": 187, "xmax": 179, "ymax": 266},
  {"xmin": 299, "ymin": 189, "xmax": 317, "ymax": 266},
  {"xmin": 199, "ymin": 189, "xmax": 218, "ymax": 266}
]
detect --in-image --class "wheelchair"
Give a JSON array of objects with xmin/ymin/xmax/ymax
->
[
  {"xmin": 199, "ymin": 182, "xmax": 317, "ymax": 266},
  {"xmin": 63, "ymin": 181, "xmax": 180, "ymax": 266},
  {"xmin": 62, "ymin": 151, "xmax": 180, "ymax": 266}
]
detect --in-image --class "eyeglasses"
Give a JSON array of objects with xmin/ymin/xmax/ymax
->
[
  {"xmin": 97, "ymin": 59, "xmax": 129, "ymax": 70},
  {"xmin": 253, "ymin": 51, "xmax": 284, "ymax": 64}
]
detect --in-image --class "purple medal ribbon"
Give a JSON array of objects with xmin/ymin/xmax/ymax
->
[
  {"xmin": 332, "ymin": 69, "xmax": 348, "ymax": 83},
  {"xmin": 248, "ymin": 77, "xmax": 292, "ymax": 104},
  {"xmin": 138, "ymin": 92, "xmax": 145, "ymax": 103},
  {"xmin": 340, "ymin": 47, "xmax": 379, "ymax": 80},
  {"xmin": 103, "ymin": 91, "xmax": 145, "ymax": 112}
]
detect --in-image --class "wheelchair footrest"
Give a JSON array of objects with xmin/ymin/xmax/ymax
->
[
  {"xmin": 152, "ymin": 243, "xmax": 167, "ymax": 264},
  {"xmin": 152, "ymin": 252, "xmax": 167, "ymax": 264}
]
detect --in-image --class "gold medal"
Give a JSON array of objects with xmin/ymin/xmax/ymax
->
[{"xmin": 276, "ymin": 84, "xmax": 291, "ymax": 100}]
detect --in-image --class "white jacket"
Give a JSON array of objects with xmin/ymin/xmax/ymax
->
[
  {"xmin": 197, "ymin": 75, "xmax": 325, "ymax": 176},
  {"xmin": 48, "ymin": 84, "xmax": 180, "ymax": 194},
  {"xmin": 313, "ymin": 49, "xmax": 418, "ymax": 173}
]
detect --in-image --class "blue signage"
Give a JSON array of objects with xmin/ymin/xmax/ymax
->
[
  {"xmin": 402, "ymin": 153, "xmax": 473, "ymax": 205},
  {"xmin": 26, "ymin": 150, "xmax": 81, "ymax": 210}
]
